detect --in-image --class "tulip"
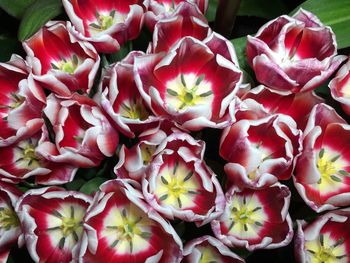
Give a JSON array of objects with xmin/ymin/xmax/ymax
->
[
  {"xmin": 63, "ymin": 0, "xmax": 144, "ymax": 53},
  {"xmin": 246, "ymin": 9, "xmax": 346, "ymax": 94},
  {"xmin": 24, "ymin": 21, "xmax": 100, "ymax": 97}
]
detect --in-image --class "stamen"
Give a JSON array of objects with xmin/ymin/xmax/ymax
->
[
  {"xmin": 159, "ymin": 194, "xmax": 168, "ymax": 201},
  {"xmin": 319, "ymin": 148, "xmax": 325, "ymax": 158},
  {"xmin": 59, "ymin": 237, "xmax": 66, "ymax": 249},
  {"xmin": 180, "ymin": 74, "xmax": 187, "ymax": 87},
  {"xmin": 199, "ymin": 90, "xmax": 213, "ymax": 97},
  {"xmin": 173, "ymin": 161, "xmax": 179, "ymax": 175},
  {"xmin": 111, "ymin": 239, "xmax": 119, "ymax": 248},
  {"xmin": 161, "ymin": 176, "xmax": 169, "ymax": 185},
  {"xmin": 195, "ymin": 74, "xmax": 205, "ymax": 86},
  {"xmin": 183, "ymin": 171, "xmax": 194, "ymax": 182}
]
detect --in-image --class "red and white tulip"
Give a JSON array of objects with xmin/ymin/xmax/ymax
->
[
  {"xmin": 0, "ymin": 56, "xmax": 45, "ymax": 147},
  {"xmin": 241, "ymin": 85, "xmax": 324, "ymax": 130},
  {"xmin": 183, "ymin": 235, "xmax": 245, "ymax": 262},
  {"xmin": 16, "ymin": 187, "xmax": 92, "ymax": 263},
  {"xmin": 24, "ymin": 21, "xmax": 100, "ymax": 97},
  {"xmin": 330, "ymin": 58, "xmax": 350, "ymax": 115},
  {"xmin": 211, "ymin": 183, "xmax": 293, "ymax": 251},
  {"xmin": 63, "ymin": 0, "xmax": 144, "ymax": 53},
  {"xmin": 246, "ymin": 9, "xmax": 346, "ymax": 94},
  {"xmin": 114, "ymin": 120, "xmax": 182, "ymax": 182},
  {"xmin": 220, "ymin": 114, "xmax": 302, "ymax": 188},
  {"xmin": 295, "ymin": 208, "xmax": 350, "ymax": 263},
  {"xmin": 36, "ymin": 94, "xmax": 118, "ymax": 168},
  {"xmin": 294, "ymin": 103, "xmax": 350, "ymax": 212},
  {"xmin": 149, "ymin": 1, "xmax": 211, "ymax": 53},
  {"xmin": 144, "ymin": 0, "xmax": 208, "ymax": 30},
  {"xmin": 0, "ymin": 126, "xmax": 78, "ymax": 185},
  {"xmin": 95, "ymin": 51, "xmax": 160, "ymax": 138},
  {"xmin": 80, "ymin": 179, "xmax": 183, "ymax": 262},
  {"xmin": 0, "ymin": 182, "xmax": 23, "ymax": 263},
  {"xmin": 142, "ymin": 132, "xmax": 225, "ymax": 225},
  {"xmin": 135, "ymin": 36, "xmax": 242, "ymax": 130}
]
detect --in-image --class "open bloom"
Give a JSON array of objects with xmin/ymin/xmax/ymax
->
[
  {"xmin": 148, "ymin": 1, "xmax": 210, "ymax": 53},
  {"xmin": 36, "ymin": 94, "xmax": 118, "ymax": 168},
  {"xmin": 295, "ymin": 208, "xmax": 350, "ymax": 263},
  {"xmin": 114, "ymin": 120, "xmax": 181, "ymax": 182},
  {"xmin": 24, "ymin": 21, "xmax": 100, "ymax": 97},
  {"xmin": 0, "ymin": 182, "xmax": 23, "ymax": 263},
  {"xmin": 143, "ymin": 132, "xmax": 225, "ymax": 225},
  {"xmin": 294, "ymin": 103, "xmax": 350, "ymax": 212},
  {"xmin": 15, "ymin": 187, "xmax": 92, "ymax": 263},
  {"xmin": 211, "ymin": 183, "xmax": 293, "ymax": 251},
  {"xmin": 80, "ymin": 179, "xmax": 183, "ymax": 262},
  {"xmin": 96, "ymin": 51, "xmax": 160, "ymax": 138},
  {"xmin": 330, "ymin": 58, "xmax": 350, "ymax": 115},
  {"xmin": 144, "ymin": 0, "xmax": 208, "ymax": 30},
  {"xmin": 135, "ymin": 36, "xmax": 242, "ymax": 130},
  {"xmin": 246, "ymin": 9, "xmax": 346, "ymax": 94},
  {"xmin": 0, "ymin": 126, "xmax": 78, "ymax": 185},
  {"xmin": 220, "ymin": 114, "xmax": 302, "ymax": 188},
  {"xmin": 0, "ymin": 56, "xmax": 45, "ymax": 147},
  {"xmin": 63, "ymin": 0, "xmax": 144, "ymax": 53},
  {"xmin": 183, "ymin": 235, "xmax": 244, "ymax": 262},
  {"xmin": 242, "ymin": 85, "xmax": 323, "ymax": 130}
]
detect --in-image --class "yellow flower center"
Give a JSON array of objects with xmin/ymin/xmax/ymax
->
[
  {"xmin": 166, "ymin": 73, "xmax": 213, "ymax": 111},
  {"xmin": 305, "ymin": 234, "xmax": 347, "ymax": 263},
  {"xmin": 316, "ymin": 148, "xmax": 348, "ymax": 186},
  {"xmin": 228, "ymin": 197, "xmax": 263, "ymax": 232},
  {"xmin": 155, "ymin": 161, "xmax": 200, "ymax": 209},
  {"xmin": 0, "ymin": 93, "xmax": 25, "ymax": 111},
  {"xmin": 48, "ymin": 206, "xmax": 84, "ymax": 249},
  {"xmin": 89, "ymin": 10, "xmax": 125, "ymax": 34},
  {"xmin": 198, "ymin": 246, "xmax": 221, "ymax": 263},
  {"xmin": 119, "ymin": 99, "xmax": 149, "ymax": 120},
  {"xmin": 15, "ymin": 140, "xmax": 40, "ymax": 169},
  {"xmin": 0, "ymin": 207, "xmax": 19, "ymax": 230},
  {"xmin": 61, "ymin": 216, "xmax": 81, "ymax": 237},
  {"xmin": 51, "ymin": 55, "xmax": 79, "ymax": 74},
  {"xmin": 140, "ymin": 144, "xmax": 156, "ymax": 165},
  {"xmin": 105, "ymin": 207, "xmax": 152, "ymax": 253}
]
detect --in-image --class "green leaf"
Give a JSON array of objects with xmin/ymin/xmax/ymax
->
[
  {"xmin": 238, "ymin": 0, "xmax": 288, "ymax": 19},
  {"xmin": 206, "ymin": 0, "xmax": 218, "ymax": 22},
  {"xmin": 79, "ymin": 177, "xmax": 107, "ymax": 195},
  {"xmin": 291, "ymin": 0, "xmax": 350, "ymax": 49},
  {"xmin": 65, "ymin": 178, "xmax": 86, "ymax": 191},
  {"xmin": 0, "ymin": 0, "xmax": 35, "ymax": 18},
  {"xmin": 107, "ymin": 42, "xmax": 132, "ymax": 63},
  {"xmin": 18, "ymin": 0, "xmax": 62, "ymax": 41},
  {"xmin": 6, "ymin": 255, "xmax": 15, "ymax": 263},
  {"xmin": 0, "ymin": 36, "xmax": 21, "ymax": 62},
  {"xmin": 231, "ymin": 37, "xmax": 247, "ymax": 68}
]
